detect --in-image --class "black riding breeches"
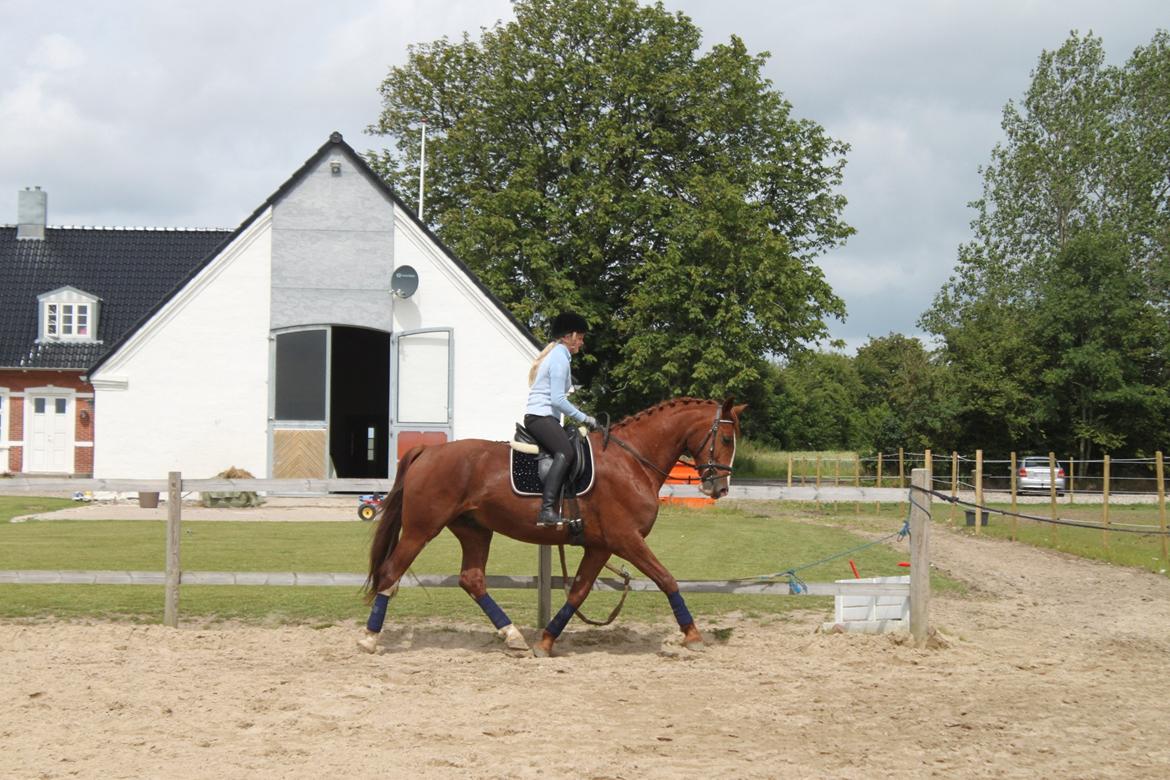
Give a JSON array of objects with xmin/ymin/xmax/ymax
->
[{"xmin": 524, "ymin": 414, "xmax": 576, "ymax": 467}]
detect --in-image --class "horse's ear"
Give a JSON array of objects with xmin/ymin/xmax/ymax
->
[
  {"xmin": 732, "ymin": 403, "xmax": 748, "ymax": 420},
  {"xmin": 720, "ymin": 396, "xmax": 735, "ymax": 418}
]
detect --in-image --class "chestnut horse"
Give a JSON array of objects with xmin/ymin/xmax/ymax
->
[{"xmin": 358, "ymin": 397, "xmax": 745, "ymax": 656}]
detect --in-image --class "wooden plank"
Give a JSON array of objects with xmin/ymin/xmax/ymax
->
[
  {"xmin": 273, "ymin": 429, "xmax": 327, "ymax": 479},
  {"xmin": 0, "ymin": 569, "xmax": 909, "ymax": 597}
]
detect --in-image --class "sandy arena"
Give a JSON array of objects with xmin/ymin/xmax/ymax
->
[{"xmin": 3, "ymin": 524, "xmax": 1170, "ymax": 779}]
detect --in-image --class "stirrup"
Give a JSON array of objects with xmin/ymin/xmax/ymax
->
[{"xmin": 536, "ymin": 509, "xmax": 562, "ymax": 527}]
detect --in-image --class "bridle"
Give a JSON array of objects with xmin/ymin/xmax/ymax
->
[
  {"xmin": 603, "ymin": 407, "xmax": 736, "ymax": 488},
  {"xmin": 689, "ymin": 412, "xmax": 737, "ymax": 487}
]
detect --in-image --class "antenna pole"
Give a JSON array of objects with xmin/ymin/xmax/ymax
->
[{"xmin": 418, "ymin": 117, "xmax": 427, "ymax": 222}]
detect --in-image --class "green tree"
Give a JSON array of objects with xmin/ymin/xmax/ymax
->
[
  {"xmin": 854, "ymin": 334, "xmax": 957, "ymax": 453},
  {"xmin": 767, "ymin": 352, "xmax": 870, "ymax": 451},
  {"xmin": 367, "ymin": 0, "xmax": 851, "ymax": 413},
  {"xmin": 922, "ymin": 30, "xmax": 1170, "ymax": 457}
]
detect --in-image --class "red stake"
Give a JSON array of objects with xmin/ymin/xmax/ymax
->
[{"xmin": 849, "ymin": 559, "xmax": 860, "ymax": 579}]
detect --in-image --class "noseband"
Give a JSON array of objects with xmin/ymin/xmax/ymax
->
[{"xmin": 688, "ymin": 411, "xmax": 736, "ymax": 485}]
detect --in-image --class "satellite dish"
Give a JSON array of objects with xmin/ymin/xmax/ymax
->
[{"xmin": 391, "ymin": 265, "xmax": 419, "ymax": 298}]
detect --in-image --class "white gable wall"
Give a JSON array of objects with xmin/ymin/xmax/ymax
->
[
  {"xmin": 90, "ymin": 214, "xmax": 273, "ymax": 478},
  {"xmin": 88, "ymin": 139, "xmax": 537, "ymax": 479},
  {"xmin": 391, "ymin": 210, "xmax": 536, "ymax": 441}
]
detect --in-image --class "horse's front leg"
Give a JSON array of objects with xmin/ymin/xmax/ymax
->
[
  {"xmin": 534, "ymin": 546, "xmax": 611, "ymax": 658},
  {"xmin": 611, "ymin": 534, "xmax": 704, "ymax": 650}
]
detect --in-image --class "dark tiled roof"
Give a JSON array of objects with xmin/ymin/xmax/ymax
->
[{"xmin": 0, "ymin": 226, "xmax": 231, "ymax": 369}]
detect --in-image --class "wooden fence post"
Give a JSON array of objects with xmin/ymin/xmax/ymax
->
[
  {"xmin": 538, "ymin": 546, "xmax": 551, "ymax": 628},
  {"xmin": 974, "ymin": 450, "xmax": 983, "ymax": 535},
  {"xmin": 1048, "ymin": 451, "xmax": 1059, "ymax": 544},
  {"xmin": 164, "ymin": 471, "xmax": 182, "ymax": 628},
  {"xmin": 1157, "ymin": 451, "xmax": 1167, "ymax": 568},
  {"xmin": 1102, "ymin": 455, "xmax": 1111, "ymax": 550},
  {"xmin": 1010, "ymin": 451, "xmax": 1018, "ymax": 541},
  {"xmin": 909, "ymin": 468, "xmax": 931, "ymax": 645},
  {"xmin": 949, "ymin": 451, "xmax": 958, "ymax": 525}
]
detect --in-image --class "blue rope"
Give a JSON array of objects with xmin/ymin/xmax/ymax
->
[{"xmin": 737, "ymin": 493, "xmax": 919, "ymax": 589}]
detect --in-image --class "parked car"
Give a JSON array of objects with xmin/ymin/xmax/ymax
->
[{"xmin": 1017, "ymin": 456, "xmax": 1066, "ymax": 494}]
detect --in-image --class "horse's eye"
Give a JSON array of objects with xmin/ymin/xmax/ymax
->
[{"xmin": 721, "ymin": 436, "xmax": 733, "ymax": 445}]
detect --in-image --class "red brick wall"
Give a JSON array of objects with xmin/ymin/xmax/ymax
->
[{"xmin": 0, "ymin": 369, "xmax": 93, "ymax": 475}]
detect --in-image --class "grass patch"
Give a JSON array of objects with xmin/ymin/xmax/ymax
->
[
  {"xmin": 950, "ymin": 502, "xmax": 1170, "ymax": 576},
  {"xmin": 0, "ymin": 499, "xmax": 948, "ymax": 625},
  {"xmin": 0, "ymin": 495, "xmax": 75, "ymax": 524},
  {"xmin": 733, "ymin": 442, "xmax": 868, "ymax": 484}
]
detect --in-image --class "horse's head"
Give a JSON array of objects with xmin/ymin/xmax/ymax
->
[{"xmin": 690, "ymin": 397, "xmax": 747, "ymax": 499}]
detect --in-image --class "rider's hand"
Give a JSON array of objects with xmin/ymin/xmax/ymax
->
[{"xmin": 583, "ymin": 415, "xmax": 599, "ymax": 431}]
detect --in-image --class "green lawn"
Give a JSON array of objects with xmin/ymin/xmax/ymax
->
[
  {"xmin": 0, "ymin": 500, "xmax": 937, "ymax": 626},
  {"xmin": 943, "ymin": 501, "xmax": 1170, "ymax": 575}
]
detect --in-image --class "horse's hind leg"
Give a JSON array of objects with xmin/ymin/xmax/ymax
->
[
  {"xmin": 534, "ymin": 546, "xmax": 611, "ymax": 658},
  {"xmin": 358, "ymin": 525, "xmax": 435, "ymax": 653},
  {"xmin": 448, "ymin": 518, "xmax": 529, "ymax": 654}
]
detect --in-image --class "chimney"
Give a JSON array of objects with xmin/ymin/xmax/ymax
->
[{"xmin": 17, "ymin": 187, "xmax": 47, "ymax": 240}]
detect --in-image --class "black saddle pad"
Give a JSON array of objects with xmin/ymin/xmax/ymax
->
[{"xmin": 510, "ymin": 439, "xmax": 595, "ymax": 497}]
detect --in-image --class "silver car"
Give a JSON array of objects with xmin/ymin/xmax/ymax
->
[{"xmin": 1017, "ymin": 456, "xmax": 1066, "ymax": 494}]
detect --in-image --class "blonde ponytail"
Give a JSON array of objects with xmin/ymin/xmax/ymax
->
[{"xmin": 528, "ymin": 342, "xmax": 557, "ymax": 386}]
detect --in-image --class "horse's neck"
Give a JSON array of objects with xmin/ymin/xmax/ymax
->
[{"xmin": 617, "ymin": 404, "xmax": 712, "ymax": 478}]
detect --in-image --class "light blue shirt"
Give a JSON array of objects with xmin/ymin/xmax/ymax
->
[{"xmin": 525, "ymin": 343, "xmax": 586, "ymax": 422}]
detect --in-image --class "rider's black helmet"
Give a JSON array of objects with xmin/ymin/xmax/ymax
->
[{"xmin": 550, "ymin": 311, "xmax": 588, "ymax": 339}]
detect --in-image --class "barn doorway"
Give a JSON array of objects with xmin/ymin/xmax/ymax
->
[{"xmin": 329, "ymin": 326, "xmax": 390, "ymax": 478}]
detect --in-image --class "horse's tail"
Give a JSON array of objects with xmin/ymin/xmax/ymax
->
[{"xmin": 363, "ymin": 445, "xmax": 425, "ymax": 602}]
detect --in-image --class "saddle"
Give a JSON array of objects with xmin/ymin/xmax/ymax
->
[{"xmin": 509, "ymin": 422, "xmax": 595, "ymax": 498}]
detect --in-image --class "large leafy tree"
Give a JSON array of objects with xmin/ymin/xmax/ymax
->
[
  {"xmin": 922, "ymin": 30, "xmax": 1170, "ymax": 457},
  {"xmin": 853, "ymin": 334, "xmax": 958, "ymax": 453},
  {"xmin": 367, "ymin": 0, "xmax": 852, "ymax": 413}
]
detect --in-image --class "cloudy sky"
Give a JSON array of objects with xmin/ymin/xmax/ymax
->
[{"xmin": 2, "ymin": 0, "xmax": 1165, "ymax": 352}]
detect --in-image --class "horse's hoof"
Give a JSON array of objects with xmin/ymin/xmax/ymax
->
[
  {"xmin": 356, "ymin": 631, "xmax": 379, "ymax": 654},
  {"xmin": 683, "ymin": 640, "xmax": 706, "ymax": 653},
  {"xmin": 531, "ymin": 645, "xmax": 552, "ymax": 658},
  {"xmin": 497, "ymin": 624, "xmax": 530, "ymax": 653}
]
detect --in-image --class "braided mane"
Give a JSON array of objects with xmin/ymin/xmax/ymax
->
[{"xmin": 611, "ymin": 397, "xmax": 718, "ymax": 430}]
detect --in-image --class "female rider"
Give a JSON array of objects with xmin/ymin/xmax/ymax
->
[{"xmin": 525, "ymin": 311, "xmax": 597, "ymax": 526}]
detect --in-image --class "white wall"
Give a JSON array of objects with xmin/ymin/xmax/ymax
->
[
  {"xmin": 90, "ymin": 214, "xmax": 273, "ymax": 478},
  {"xmin": 391, "ymin": 211, "xmax": 536, "ymax": 442}
]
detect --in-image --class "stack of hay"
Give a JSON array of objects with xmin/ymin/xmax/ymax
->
[{"xmin": 201, "ymin": 466, "xmax": 265, "ymax": 508}]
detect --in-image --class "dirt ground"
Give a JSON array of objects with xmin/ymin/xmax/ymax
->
[{"xmin": 3, "ymin": 524, "xmax": 1170, "ymax": 779}]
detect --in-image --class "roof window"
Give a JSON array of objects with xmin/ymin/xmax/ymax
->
[{"xmin": 38, "ymin": 287, "xmax": 100, "ymax": 342}]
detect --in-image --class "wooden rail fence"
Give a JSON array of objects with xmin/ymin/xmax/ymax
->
[{"xmin": 0, "ymin": 470, "xmax": 932, "ymax": 643}]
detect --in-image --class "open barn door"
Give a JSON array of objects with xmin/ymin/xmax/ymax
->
[{"xmin": 391, "ymin": 328, "xmax": 453, "ymax": 470}]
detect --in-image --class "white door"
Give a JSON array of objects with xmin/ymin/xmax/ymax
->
[
  {"xmin": 390, "ymin": 328, "xmax": 453, "ymax": 466},
  {"xmin": 28, "ymin": 395, "xmax": 73, "ymax": 473}
]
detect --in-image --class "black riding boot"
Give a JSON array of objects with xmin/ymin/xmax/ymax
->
[{"xmin": 537, "ymin": 452, "xmax": 570, "ymax": 526}]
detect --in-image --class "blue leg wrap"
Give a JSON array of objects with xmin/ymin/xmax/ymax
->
[
  {"xmin": 476, "ymin": 594, "xmax": 511, "ymax": 630},
  {"xmin": 366, "ymin": 592, "xmax": 390, "ymax": 633},
  {"xmin": 545, "ymin": 601, "xmax": 577, "ymax": 639},
  {"xmin": 667, "ymin": 590, "xmax": 694, "ymax": 628}
]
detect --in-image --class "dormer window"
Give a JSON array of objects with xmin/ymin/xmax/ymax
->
[{"xmin": 38, "ymin": 287, "xmax": 100, "ymax": 342}]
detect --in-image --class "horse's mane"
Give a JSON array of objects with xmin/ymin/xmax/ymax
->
[{"xmin": 610, "ymin": 397, "xmax": 718, "ymax": 430}]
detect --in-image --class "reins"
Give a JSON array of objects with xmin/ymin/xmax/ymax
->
[
  {"xmin": 601, "ymin": 408, "xmax": 736, "ymax": 485},
  {"xmin": 557, "ymin": 540, "xmax": 633, "ymax": 626}
]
